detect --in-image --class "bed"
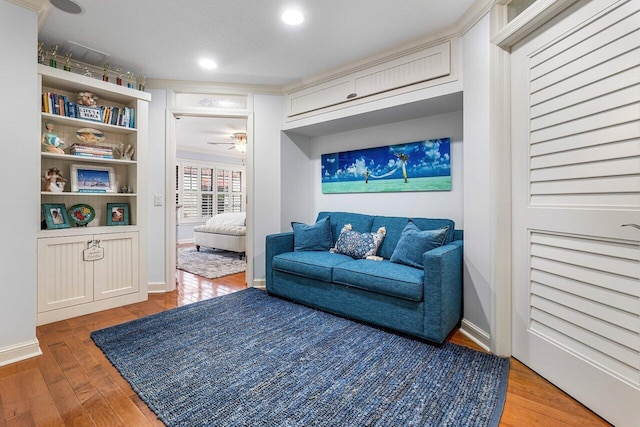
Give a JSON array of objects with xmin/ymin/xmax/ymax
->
[{"xmin": 193, "ymin": 212, "xmax": 246, "ymax": 259}]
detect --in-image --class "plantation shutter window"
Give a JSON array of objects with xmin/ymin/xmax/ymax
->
[{"xmin": 177, "ymin": 161, "xmax": 245, "ymax": 223}]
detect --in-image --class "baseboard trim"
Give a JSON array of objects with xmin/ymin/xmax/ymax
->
[
  {"xmin": 252, "ymin": 279, "xmax": 266, "ymax": 289},
  {"xmin": 0, "ymin": 338, "xmax": 42, "ymax": 367},
  {"xmin": 459, "ymin": 318, "xmax": 491, "ymax": 352},
  {"xmin": 148, "ymin": 282, "xmax": 168, "ymax": 293},
  {"xmin": 178, "ymin": 238, "xmax": 195, "ymax": 245}
]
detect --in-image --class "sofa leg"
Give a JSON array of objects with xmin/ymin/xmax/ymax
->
[{"xmin": 196, "ymin": 245, "xmax": 200, "ymax": 252}]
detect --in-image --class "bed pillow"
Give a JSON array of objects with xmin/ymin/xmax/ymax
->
[
  {"xmin": 291, "ymin": 216, "xmax": 333, "ymax": 251},
  {"xmin": 390, "ymin": 221, "xmax": 449, "ymax": 268},
  {"xmin": 330, "ymin": 224, "xmax": 386, "ymax": 259},
  {"xmin": 206, "ymin": 212, "xmax": 246, "ymax": 227}
]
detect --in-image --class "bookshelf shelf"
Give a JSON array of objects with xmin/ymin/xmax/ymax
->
[{"xmin": 41, "ymin": 113, "xmax": 138, "ymax": 135}]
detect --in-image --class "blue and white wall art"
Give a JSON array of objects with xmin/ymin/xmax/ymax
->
[{"xmin": 321, "ymin": 138, "xmax": 451, "ymax": 194}]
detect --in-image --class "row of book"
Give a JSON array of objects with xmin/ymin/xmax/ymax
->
[
  {"xmin": 41, "ymin": 91, "xmax": 136, "ymax": 128},
  {"xmin": 66, "ymin": 143, "xmax": 114, "ymax": 159}
]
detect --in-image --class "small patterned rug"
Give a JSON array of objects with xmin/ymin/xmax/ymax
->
[
  {"xmin": 177, "ymin": 247, "xmax": 245, "ymax": 279},
  {"xmin": 92, "ymin": 289, "xmax": 510, "ymax": 427}
]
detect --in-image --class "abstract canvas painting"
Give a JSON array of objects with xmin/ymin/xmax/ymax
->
[{"xmin": 321, "ymin": 138, "xmax": 451, "ymax": 194}]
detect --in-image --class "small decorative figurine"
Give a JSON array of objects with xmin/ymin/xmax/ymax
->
[
  {"xmin": 63, "ymin": 52, "xmax": 72, "ymax": 71},
  {"xmin": 115, "ymin": 66, "xmax": 123, "ymax": 85},
  {"xmin": 113, "ymin": 143, "xmax": 135, "ymax": 160},
  {"xmin": 103, "ymin": 63, "xmax": 110, "ymax": 82},
  {"xmin": 138, "ymin": 73, "xmax": 146, "ymax": 91},
  {"xmin": 49, "ymin": 44, "xmax": 58, "ymax": 68},
  {"xmin": 77, "ymin": 91, "xmax": 98, "ymax": 107},
  {"xmin": 43, "ymin": 167, "xmax": 67, "ymax": 192},
  {"xmin": 37, "ymin": 42, "xmax": 45, "ymax": 64},
  {"xmin": 126, "ymin": 71, "xmax": 134, "ymax": 89},
  {"xmin": 41, "ymin": 122, "xmax": 65, "ymax": 153}
]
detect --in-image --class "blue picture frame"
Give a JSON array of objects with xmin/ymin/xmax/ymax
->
[
  {"xmin": 321, "ymin": 138, "xmax": 451, "ymax": 194},
  {"xmin": 42, "ymin": 203, "xmax": 71, "ymax": 229},
  {"xmin": 106, "ymin": 202, "xmax": 130, "ymax": 226}
]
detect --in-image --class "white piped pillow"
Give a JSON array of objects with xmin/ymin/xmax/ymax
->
[{"xmin": 205, "ymin": 212, "xmax": 246, "ymax": 227}]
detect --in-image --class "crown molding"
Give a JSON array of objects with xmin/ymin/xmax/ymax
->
[
  {"xmin": 146, "ymin": 78, "xmax": 283, "ymax": 96},
  {"xmin": 6, "ymin": 0, "xmax": 47, "ymax": 12},
  {"xmin": 492, "ymin": 0, "xmax": 578, "ymax": 48},
  {"xmin": 457, "ymin": 0, "xmax": 499, "ymax": 35}
]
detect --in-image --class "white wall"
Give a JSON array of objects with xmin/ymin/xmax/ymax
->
[
  {"xmin": 308, "ymin": 111, "xmax": 464, "ymax": 225},
  {"xmin": 0, "ymin": 2, "xmax": 40, "ymax": 364},
  {"xmin": 252, "ymin": 94, "xmax": 284, "ymax": 283},
  {"xmin": 461, "ymin": 14, "xmax": 491, "ymax": 336},
  {"xmin": 281, "ymin": 132, "xmax": 314, "ymax": 229},
  {"xmin": 147, "ymin": 88, "xmax": 167, "ymax": 285}
]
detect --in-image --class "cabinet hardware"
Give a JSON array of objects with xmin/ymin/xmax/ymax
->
[
  {"xmin": 346, "ymin": 93, "xmax": 357, "ymax": 99},
  {"xmin": 621, "ymin": 224, "xmax": 640, "ymax": 230}
]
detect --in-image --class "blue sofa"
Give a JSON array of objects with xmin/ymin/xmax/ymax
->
[{"xmin": 265, "ymin": 211, "xmax": 463, "ymax": 344}]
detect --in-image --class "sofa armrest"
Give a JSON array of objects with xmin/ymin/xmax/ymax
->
[
  {"xmin": 265, "ymin": 232, "xmax": 294, "ymax": 292},
  {"xmin": 422, "ymin": 240, "xmax": 463, "ymax": 343}
]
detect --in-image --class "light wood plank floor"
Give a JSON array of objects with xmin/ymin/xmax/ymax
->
[{"xmin": 0, "ymin": 267, "xmax": 609, "ymax": 426}]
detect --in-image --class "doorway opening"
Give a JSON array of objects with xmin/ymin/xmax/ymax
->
[{"xmin": 165, "ymin": 110, "xmax": 253, "ymax": 292}]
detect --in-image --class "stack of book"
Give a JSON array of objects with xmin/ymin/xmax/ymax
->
[
  {"xmin": 42, "ymin": 91, "xmax": 136, "ymax": 128},
  {"xmin": 66, "ymin": 143, "xmax": 114, "ymax": 159}
]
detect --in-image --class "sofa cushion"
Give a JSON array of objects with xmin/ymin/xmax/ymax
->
[
  {"xmin": 331, "ymin": 224, "xmax": 386, "ymax": 259},
  {"xmin": 316, "ymin": 212, "xmax": 374, "ymax": 246},
  {"xmin": 372, "ymin": 216, "xmax": 455, "ymax": 259},
  {"xmin": 291, "ymin": 216, "xmax": 333, "ymax": 252},
  {"xmin": 272, "ymin": 251, "xmax": 353, "ymax": 282},
  {"xmin": 333, "ymin": 259, "xmax": 424, "ymax": 302},
  {"xmin": 390, "ymin": 221, "xmax": 449, "ymax": 269}
]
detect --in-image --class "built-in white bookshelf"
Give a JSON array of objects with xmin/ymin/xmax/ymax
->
[{"xmin": 37, "ymin": 64, "xmax": 150, "ymax": 325}]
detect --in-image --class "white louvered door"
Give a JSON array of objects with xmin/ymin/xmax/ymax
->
[{"xmin": 511, "ymin": 1, "xmax": 640, "ymax": 426}]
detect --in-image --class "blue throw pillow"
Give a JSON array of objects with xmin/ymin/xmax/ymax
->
[
  {"xmin": 390, "ymin": 221, "xmax": 449, "ymax": 268},
  {"xmin": 291, "ymin": 216, "xmax": 333, "ymax": 251}
]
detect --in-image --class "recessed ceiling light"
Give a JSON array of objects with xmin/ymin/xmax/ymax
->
[
  {"xmin": 281, "ymin": 9, "xmax": 304, "ymax": 26},
  {"xmin": 198, "ymin": 58, "xmax": 218, "ymax": 70},
  {"xmin": 50, "ymin": 0, "xmax": 83, "ymax": 14}
]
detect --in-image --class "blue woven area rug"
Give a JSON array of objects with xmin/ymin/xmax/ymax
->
[{"xmin": 91, "ymin": 288, "xmax": 509, "ymax": 426}]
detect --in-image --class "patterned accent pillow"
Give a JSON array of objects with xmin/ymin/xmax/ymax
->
[{"xmin": 330, "ymin": 224, "xmax": 386, "ymax": 259}]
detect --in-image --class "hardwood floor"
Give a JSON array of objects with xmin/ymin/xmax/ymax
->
[{"xmin": 0, "ymin": 268, "xmax": 609, "ymax": 426}]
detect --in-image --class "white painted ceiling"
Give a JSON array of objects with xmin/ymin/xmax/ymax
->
[{"xmin": 37, "ymin": 0, "xmax": 475, "ymax": 155}]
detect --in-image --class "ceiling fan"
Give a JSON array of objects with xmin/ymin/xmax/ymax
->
[{"xmin": 207, "ymin": 132, "xmax": 247, "ymax": 152}]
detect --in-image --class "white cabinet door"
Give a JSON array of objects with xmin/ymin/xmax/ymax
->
[
  {"xmin": 37, "ymin": 235, "xmax": 93, "ymax": 312},
  {"xmin": 511, "ymin": 1, "xmax": 640, "ymax": 426},
  {"xmin": 93, "ymin": 232, "xmax": 139, "ymax": 300}
]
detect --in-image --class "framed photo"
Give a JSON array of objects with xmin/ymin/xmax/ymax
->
[
  {"xmin": 76, "ymin": 105, "xmax": 103, "ymax": 122},
  {"xmin": 42, "ymin": 203, "xmax": 70, "ymax": 229},
  {"xmin": 107, "ymin": 203, "xmax": 130, "ymax": 226},
  {"xmin": 70, "ymin": 164, "xmax": 116, "ymax": 193}
]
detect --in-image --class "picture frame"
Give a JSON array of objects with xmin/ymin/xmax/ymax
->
[
  {"xmin": 70, "ymin": 164, "xmax": 116, "ymax": 193},
  {"xmin": 42, "ymin": 203, "xmax": 71, "ymax": 229},
  {"xmin": 106, "ymin": 202, "xmax": 130, "ymax": 226},
  {"xmin": 321, "ymin": 138, "xmax": 452, "ymax": 194}
]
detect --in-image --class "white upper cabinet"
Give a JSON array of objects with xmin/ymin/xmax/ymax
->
[{"xmin": 286, "ymin": 41, "xmax": 452, "ymax": 117}]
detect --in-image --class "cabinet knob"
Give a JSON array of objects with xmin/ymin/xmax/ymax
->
[{"xmin": 346, "ymin": 93, "xmax": 357, "ymax": 99}]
